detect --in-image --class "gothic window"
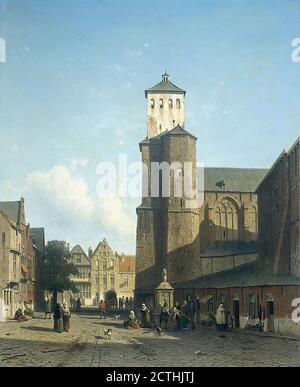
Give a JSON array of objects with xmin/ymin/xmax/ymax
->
[
  {"xmin": 169, "ymin": 98, "xmax": 173, "ymax": 108},
  {"xmin": 159, "ymin": 99, "xmax": 163, "ymax": 108},
  {"xmin": 214, "ymin": 198, "xmax": 238, "ymax": 241},
  {"xmin": 103, "ymin": 259, "xmax": 107, "ymax": 271},
  {"xmin": 150, "ymin": 99, "xmax": 155, "ymax": 108},
  {"xmin": 12, "ymin": 253, "xmax": 17, "ymax": 276},
  {"xmin": 176, "ymin": 99, "xmax": 181, "ymax": 109},
  {"xmin": 103, "ymin": 273, "xmax": 107, "ymax": 286},
  {"xmin": 110, "ymin": 274, "xmax": 115, "ymax": 286}
]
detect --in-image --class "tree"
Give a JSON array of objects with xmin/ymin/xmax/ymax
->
[{"xmin": 41, "ymin": 240, "xmax": 78, "ymax": 305}]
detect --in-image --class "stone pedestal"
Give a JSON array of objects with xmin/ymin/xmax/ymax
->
[{"xmin": 154, "ymin": 281, "xmax": 174, "ymax": 314}]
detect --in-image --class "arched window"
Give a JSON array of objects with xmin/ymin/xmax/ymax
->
[
  {"xmin": 176, "ymin": 99, "xmax": 181, "ymax": 109},
  {"xmin": 150, "ymin": 99, "xmax": 155, "ymax": 108},
  {"xmin": 214, "ymin": 198, "xmax": 239, "ymax": 241},
  {"xmin": 159, "ymin": 99, "xmax": 163, "ymax": 108},
  {"xmin": 103, "ymin": 259, "xmax": 107, "ymax": 271},
  {"xmin": 169, "ymin": 99, "xmax": 173, "ymax": 108}
]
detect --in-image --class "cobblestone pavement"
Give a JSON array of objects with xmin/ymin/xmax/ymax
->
[{"xmin": 0, "ymin": 311, "xmax": 299, "ymax": 367}]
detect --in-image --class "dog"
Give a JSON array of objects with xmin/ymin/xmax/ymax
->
[
  {"xmin": 155, "ymin": 327, "xmax": 162, "ymax": 336},
  {"xmin": 114, "ymin": 314, "xmax": 120, "ymax": 320},
  {"xmin": 103, "ymin": 328, "xmax": 112, "ymax": 339}
]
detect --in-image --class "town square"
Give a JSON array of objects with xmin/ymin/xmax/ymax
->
[
  {"xmin": 0, "ymin": 0, "xmax": 300, "ymax": 370},
  {"xmin": 0, "ymin": 309, "xmax": 299, "ymax": 368}
]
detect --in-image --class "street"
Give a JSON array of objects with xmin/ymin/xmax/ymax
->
[{"xmin": 0, "ymin": 310, "xmax": 299, "ymax": 367}]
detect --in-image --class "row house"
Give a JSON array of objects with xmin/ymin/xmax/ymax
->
[
  {"xmin": 67, "ymin": 239, "xmax": 136, "ymax": 307},
  {"xmin": 0, "ymin": 198, "xmax": 44, "ymax": 318}
]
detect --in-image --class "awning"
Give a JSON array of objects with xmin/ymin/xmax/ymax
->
[
  {"xmin": 199, "ymin": 294, "xmax": 214, "ymax": 303},
  {"xmin": 21, "ymin": 264, "xmax": 29, "ymax": 274}
]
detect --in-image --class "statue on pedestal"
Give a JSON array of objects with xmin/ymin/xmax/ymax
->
[{"xmin": 162, "ymin": 268, "xmax": 167, "ymax": 283}]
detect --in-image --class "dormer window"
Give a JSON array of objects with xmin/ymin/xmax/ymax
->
[
  {"xmin": 159, "ymin": 99, "xmax": 163, "ymax": 108},
  {"xmin": 150, "ymin": 99, "xmax": 155, "ymax": 108},
  {"xmin": 176, "ymin": 99, "xmax": 181, "ymax": 109},
  {"xmin": 169, "ymin": 99, "xmax": 173, "ymax": 108}
]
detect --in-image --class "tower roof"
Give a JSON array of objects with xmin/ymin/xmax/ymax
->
[{"xmin": 145, "ymin": 72, "xmax": 186, "ymax": 97}]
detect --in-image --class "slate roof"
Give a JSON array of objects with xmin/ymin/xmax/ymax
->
[
  {"xmin": 31, "ymin": 228, "xmax": 45, "ymax": 253},
  {"xmin": 71, "ymin": 245, "xmax": 90, "ymax": 264},
  {"xmin": 145, "ymin": 74, "xmax": 185, "ymax": 96},
  {"xmin": 0, "ymin": 201, "xmax": 20, "ymax": 223},
  {"xmin": 173, "ymin": 261, "xmax": 300, "ymax": 289},
  {"xmin": 202, "ymin": 167, "xmax": 268, "ymax": 193},
  {"xmin": 140, "ymin": 125, "xmax": 197, "ymax": 148},
  {"xmin": 200, "ymin": 241, "xmax": 258, "ymax": 258}
]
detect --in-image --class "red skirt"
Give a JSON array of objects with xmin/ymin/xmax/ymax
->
[{"xmin": 64, "ymin": 319, "xmax": 71, "ymax": 332}]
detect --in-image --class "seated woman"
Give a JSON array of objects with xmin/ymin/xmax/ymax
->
[
  {"xmin": 14, "ymin": 308, "xmax": 28, "ymax": 322},
  {"xmin": 123, "ymin": 311, "xmax": 140, "ymax": 329}
]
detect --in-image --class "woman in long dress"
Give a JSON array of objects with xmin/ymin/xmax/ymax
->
[
  {"xmin": 140, "ymin": 303, "xmax": 151, "ymax": 328},
  {"xmin": 54, "ymin": 303, "xmax": 64, "ymax": 333},
  {"xmin": 216, "ymin": 304, "xmax": 227, "ymax": 331},
  {"xmin": 62, "ymin": 303, "xmax": 71, "ymax": 332}
]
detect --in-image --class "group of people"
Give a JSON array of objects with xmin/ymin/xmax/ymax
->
[
  {"xmin": 14, "ymin": 308, "xmax": 29, "ymax": 323},
  {"xmin": 53, "ymin": 302, "xmax": 71, "ymax": 333},
  {"xmin": 123, "ymin": 299, "xmax": 200, "ymax": 332},
  {"xmin": 123, "ymin": 303, "xmax": 153, "ymax": 330},
  {"xmin": 44, "ymin": 297, "xmax": 72, "ymax": 333},
  {"xmin": 122, "ymin": 299, "xmax": 236, "ymax": 334},
  {"xmin": 118, "ymin": 297, "xmax": 134, "ymax": 311}
]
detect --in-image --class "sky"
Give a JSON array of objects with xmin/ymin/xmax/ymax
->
[{"xmin": 0, "ymin": 0, "xmax": 299, "ymax": 254}]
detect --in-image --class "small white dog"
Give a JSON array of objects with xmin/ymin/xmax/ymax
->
[
  {"xmin": 103, "ymin": 328, "xmax": 112, "ymax": 339},
  {"xmin": 114, "ymin": 314, "xmax": 121, "ymax": 320}
]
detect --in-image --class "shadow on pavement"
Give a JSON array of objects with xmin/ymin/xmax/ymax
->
[{"xmin": 21, "ymin": 326, "xmax": 54, "ymax": 333}]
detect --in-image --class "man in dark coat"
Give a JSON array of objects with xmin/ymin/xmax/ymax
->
[
  {"xmin": 160, "ymin": 302, "xmax": 170, "ymax": 329},
  {"xmin": 76, "ymin": 298, "xmax": 81, "ymax": 312},
  {"xmin": 54, "ymin": 303, "xmax": 64, "ymax": 333}
]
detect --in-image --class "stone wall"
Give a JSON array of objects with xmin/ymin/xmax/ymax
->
[
  {"xmin": 200, "ymin": 254, "xmax": 257, "ymax": 276},
  {"xmin": 257, "ymin": 138, "xmax": 300, "ymax": 277}
]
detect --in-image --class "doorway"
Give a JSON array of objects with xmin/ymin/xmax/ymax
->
[
  {"xmin": 233, "ymin": 299, "xmax": 240, "ymax": 328},
  {"xmin": 266, "ymin": 299, "xmax": 275, "ymax": 332}
]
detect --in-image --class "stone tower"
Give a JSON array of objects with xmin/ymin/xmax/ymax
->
[
  {"xmin": 145, "ymin": 71, "xmax": 186, "ymax": 139},
  {"xmin": 135, "ymin": 74, "xmax": 200, "ymax": 305}
]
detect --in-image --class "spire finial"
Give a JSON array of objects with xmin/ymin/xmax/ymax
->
[{"xmin": 162, "ymin": 70, "xmax": 169, "ymax": 82}]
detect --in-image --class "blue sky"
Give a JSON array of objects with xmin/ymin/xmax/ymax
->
[{"xmin": 0, "ymin": 0, "xmax": 299, "ymax": 254}]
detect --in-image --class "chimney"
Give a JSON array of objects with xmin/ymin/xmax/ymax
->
[{"xmin": 88, "ymin": 247, "xmax": 93, "ymax": 259}]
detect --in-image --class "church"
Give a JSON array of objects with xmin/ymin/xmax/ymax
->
[{"xmin": 135, "ymin": 73, "xmax": 300, "ymax": 334}]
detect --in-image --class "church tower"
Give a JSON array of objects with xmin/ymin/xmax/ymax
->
[
  {"xmin": 145, "ymin": 72, "xmax": 186, "ymax": 139},
  {"xmin": 135, "ymin": 73, "xmax": 200, "ymax": 306}
]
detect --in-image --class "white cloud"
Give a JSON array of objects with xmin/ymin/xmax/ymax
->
[{"xmin": 25, "ymin": 165, "xmax": 136, "ymax": 239}]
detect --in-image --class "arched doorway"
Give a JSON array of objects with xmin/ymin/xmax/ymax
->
[{"xmin": 105, "ymin": 290, "xmax": 118, "ymax": 311}]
